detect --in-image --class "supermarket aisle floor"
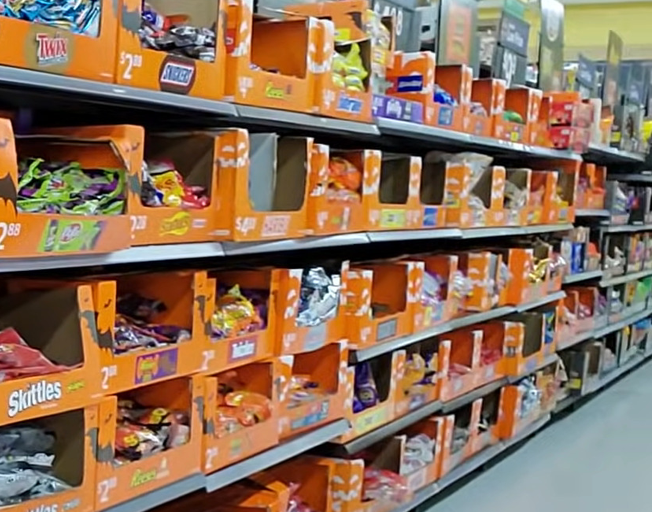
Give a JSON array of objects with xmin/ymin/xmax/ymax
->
[{"xmin": 429, "ymin": 360, "xmax": 652, "ymax": 512}]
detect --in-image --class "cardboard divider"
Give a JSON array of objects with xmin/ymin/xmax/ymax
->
[
  {"xmin": 497, "ymin": 383, "xmax": 541, "ymax": 440},
  {"xmin": 0, "ymin": 282, "xmax": 101, "ymax": 423},
  {"xmin": 88, "ymin": 270, "xmax": 207, "ymax": 394},
  {"xmin": 412, "ymin": 254, "xmax": 461, "ymax": 332},
  {"xmin": 536, "ymin": 360, "xmax": 560, "ymax": 414},
  {"xmin": 435, "ymin": 65, "xmax": 478, "ymax": 134},
  {"xmin": 438, "ymin": 328, "xmax": 482, "ymax": 402},
  {"xmin": 213, "ymin": 129, "xmax": 310, "ymax": 241},
  {"xmin": 375, "ymin": 154, "xmax": 422, "ymax": 230},
  {"xmin": 472, "ymin": 391, "xmax": 500, "ymax": 454},
  {"xmin": 400, "ymin": 417, "xmax": 447, "ymax": 486},
  {"xmin": 1, "ymin": 405, "xmax": 100, "ymax": 512},
  {"xmin": 418, "ymin": 157, "xmax": 448, "ymax": 229},
  {"xmin": 0, "ymin": 120, "xmax": 131, "ymax": 257},
  {"xmin": 567, "ymin": 287, "xmax": 598, "ymax": 333},
  {"xmin": 438, "ymin": 399, "xmax": 481, "ymax": 476},
  {"xmin": 458, "ymin": 251, "xmax": 502, "ymax": 312},
  {"xmin": 495, "ymin": 247, "xmax": 540, "ymax": 306},
  {"xmin": 116, "ymin": 0, "xmax": 226, "ymax": 99},
  {"xmin": 503, "ymin": 313, "xmax": 543, "ymax": 376},
  {"xmin": 274, "ymin": 263, "xmax": 348, "ymax": 355},
  {"xmin": 337, "ymin": 350, "xmax": 404, "ymax": 442},
  {"xmin": 0, "ymin": 0, "xmax": 117, "ymax": 82},
  {"xmin": 395, "ymin": 337, "xmax": 440, "ymax": 416},
  {"xmin": 558, "ymin": 291, "xmax": 578, "ymax": 340},
  {"xmin": 277, "ymin": 342, "xmax": 347, "ymax": 438},
  {"xmin": 225, "ymin": 1, "xmax": 320, "ymax": 113},
  {"xmin": 202, "ymin": 268, "xmax": 277, "ymax": 374},
  {"xmin": 344, "ymin": 262, "xmax": 421, "ymax": 348},
  {"xmin": 202, "ymin": 360, "xmax": 279, "ymax": 473},
  {"xmin": 95, "ymin": 375, "xmax": 203, "ymax": 510}
]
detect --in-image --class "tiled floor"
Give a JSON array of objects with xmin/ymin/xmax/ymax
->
[{"xmin": 429, "ymin": 360, "xmax": 652, "ymax": 512}]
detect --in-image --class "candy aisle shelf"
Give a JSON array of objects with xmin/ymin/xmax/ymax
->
[{"xmin": 0, "ymin": 2, "xmax": 650, "ymax": 512}]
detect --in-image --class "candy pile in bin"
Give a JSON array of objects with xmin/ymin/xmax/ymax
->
[
  {"xmin": 215, "ymin": 371, "xmax": 272, "ymax": 436},
  {"xmin": 325, "ymin": 157, "xmax": 362, "ymax": 203},
  {"xmin": 0, "ymin": 425, "xmax": 71, "ymax": 505},
  {"xmin": 115, "ymin": 399, "xmax": 190, "ymax": 464},
  {"xmin": 141, "ymin": 160, "xmax": 209, "ymax": 209},
  {"xmin": 211, "ymin": 286, "xmax": 268, "ymax": 340},
  {"xmin": 0, "ymin": 0, "xmax": 101, "ymax": 36},
  {"xmin": 115, "ymin": 293, "xmax": 190, "ymax": 354},
  {"xmin": 332, "ymin": 43, "xmax": 368, "ymax": 92}
]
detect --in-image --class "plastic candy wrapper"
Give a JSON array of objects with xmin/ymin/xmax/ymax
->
[
  {"xmin": 528, "ymin": 258, "xmax": 550, "ymax": 284},
  {"xmin": 211, "ymin": 285, "xmax": 267, "ymax": 339},
  {"xmin": 114, "ymin": 293, "xmax": 190, "ymax": 354},
  {"xmin": 296, "ymin": 267, "xmax": 341, "ymax": 328},
  {"xmin": 421, "ymin": 271, "xmax": 442, "ymax": 308},
  {"xmin": 353, "ymin": 362, "xmax": 379, "ymax": 413},
  {"xmin": 1, "ymin": 0, "xmax": 101, "ymax": 37},
  {"xmin": 139, "ymin": 3, "xmax": 216, "ymax": 62},
  {"xmin": 400, "ymin": 434, "xmax": 435, "ymax": 475},
  {"xmin": 363, "ymin": 468, "xmax": 409, "ymax": 503},
  {"xmin": 287, "ymin": 483, "xmax": 317, "ymax": 512},
  {"xmin": 433, "ymin": 84, "xmax": 457, "ymax": 106},
  {"xmin": 327, "ymin": 157, "xmax": 362, "ymax": 203},
  {"xmin": 604, "ymin": 246, "xmax": 625, "ymax": 270},
  {"xmin": 400, "ymin": 353, "xmax": 437, "ymax": 396},
  {"xmin": 470, "ymin": 102, "xmax": 487, "ymax": 117},
  {"xmin": 451, "ymin": 425, "xmax": 469, "ymax": 453},
  {"xmin": 287, "ymin": 375, "xmax": 323, "ymax": 408},
  {"xmin": 0, "ymin": 328, "xmax": 74, "ymax": 382},
  {"xmin": 517, "ymin": 377, "xmax": 541, "ymax": 418},
  {"xmin": 549, "ymin": 253, "xmax": 567, "ymax": 278},
  {"xmin": 503, "ymin": 110, "xmax": 524, "ymax": 124},
  {"xmin": 481, "ymin": 346, "xmax": 501, "ymax": 366},
  {"xmin": 141, "ymin": 160, "xmax": 209, "ymax": 209},
  {"xmin": 504, "ymin": 180, "xmax": 528, "ymax": 210},
  {"xmin": 0, "ymin": 425, "xmax": 71, "ymax": 505},
  {"xmin": 17, "ymin": 158, "xmax": 125, "ymax": 216},
  {"xmin": 216, "ymin": 377, "xmax": 272, "ymax": 436},
  {"xmin": 115, "ymin": 401, "xmax": 190, "ymax": 462},
  {"xmin": 449, "ymin": 363, "xmax": 471, "ymax": 378},
  {"xmin": 332, "ymin": 43, "xmax": 368, "ymax": 92}
]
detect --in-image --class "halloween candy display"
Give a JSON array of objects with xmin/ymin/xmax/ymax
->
[
  {"xmin": 215, "ymin": 372, "xmax": 272, "ymax": 436},
  {"xmin": 296, "ymin": 267, "xmax": 340, "ymax": 328},
  {"xmin": 211, "ymin": 285, "xmax": 268, "ymax": 340},
  {"xmin": 0, "ymin": 328, "xmax": 73, "ymax": 381},
  {"xmin": 141, "ymin": 160, "xmax": 209, "ymax": 208},
  {"xmin": 0, "ymin": 425, "xmax": 71, "ymax": 505},
  {"xmin": 114, "ymin": 293, "xmax": 190, "ymax": 354},
  {"xmin": 17, "ymin": 158, "xmax": 125, "ymax": 215},
  {"xmin": 0, "ymin": 0, "xmax": 101, "ymax": 36},
  {"xmin": 139, "ymin": 2, "xmax": 216, "ymax": 61},
  {"xmin": 114, "ymin": 399, "xmax": 190, "ymax": 464}
]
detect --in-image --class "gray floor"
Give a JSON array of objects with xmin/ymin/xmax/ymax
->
[{"xmin": 429, "ymin": 360, "xmax": 652, "ymax": 512}]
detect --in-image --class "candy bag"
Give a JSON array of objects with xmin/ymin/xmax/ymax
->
[
  {"xmin": 296, "ymin": 268, "xmax": 341, "ymax": 328},
  {"xmin": 363, "ymin": 468, "xmax": 409, "ymax": 503},
  {"xmin": 0, "ymin": 328, "xmax": 73, "ymax": 381},
  {"xmin": 212, "ymin": 285, "xmax": 264, "ymax": 339},
  {"xmin": 354, "ymin": 362, "xmax": 379, "ymax": 410}
]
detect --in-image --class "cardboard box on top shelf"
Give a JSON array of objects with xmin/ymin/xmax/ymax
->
[
  {"xmin": 528, "ymin": 96, "xmax": 552, "ymax": 147},
  {"xmin": 336, "ymin": 350, "xmax": 404, "ymax": 441},
  {"xmin": 344, "ymin": 261, "xmax": 422, "ymax": 349},
  {"xmin": 438, "ymin": 328, "xmax": 482, "ymax": 402},
  {"xmin": 0, "ymin": 120, "xmax": 131, "ymax": 257},
  {"xmin": 95, "ymin": 375, "xmax": 203, "ymax": 511},
  {"xmin": 277, "ymin": 341, "xmax": 348, "ymax": 438},
  {"xmin": 202, "ymin": 268, "xmax": 278, "ymax": 373},
  {"xmin": 437, "ymin": 65, "xmax": 490, "ymax": 137},
  {"xmin": 471, "ymin": 78, "xmax": 508, "ymax": 140},
  {"xmin": 306, "ymin": 146, "xmax": 373, "ymax": 235},
  {"xmin": 202, "ymin": 360, "xmax": 279, "ymax": 473},
  {"xmin": 116, "ymin": 0, "xmax": 226, "ymax": 98},
  {"xmin": 395, "ymin": 337, "xmax": 440, "ymax": 417},
  {"xmin": 84, "ymin": 271, "xmax": 206, "ymax": 395},
  {"xmin": 0, "ymin": 281, "xmax": 101, "ymax": 424},
  {"xmin": 438, "ymin": 399, "xmax": 481, "ymax": 476},
  {"xmin": 0, "ymin": 0, "xmax": 116, "ymax": 82},
  {"xmin": 507, "ymin": 86, "xmax": 543, "ymax": 144},
  {"xmin": 273, "ymin": 263, "xmax": 348, "ymax": 355},
  {"xmin": 503, "ymin": 168, "xmax": 532, "ymax": 226},
  {"xmin": 496, "ymin": 381, "xmax": 542, "ymax": 440},
  {"xmin": 547, "ymin": 91, "xmax": 594, "ymax": 128},
  {"xmin": 412, "ymin": 254, "xmax": 463, "ymax": 332},
  {"xmin": 224, "ymin": 0, "xmax": 323, "ymax": 113},
  {"xmin": 39, "ymin": 124, "xmax": 218, "ymax": 245},
  {"xmin": 210, "ymin": 129, "xmax": 310, "ymax": 241},
  {"xmin": 0, "ymin": 405, "xmax": 100, "ymax": 512},
  {"xmin": 503, "ymin": 312, "xmax": 544, "ymax": 376}
]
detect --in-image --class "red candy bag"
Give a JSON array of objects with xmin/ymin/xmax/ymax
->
[{"xmin": 0, "ymin": 328, "xmax": 72, "ymax": 381}]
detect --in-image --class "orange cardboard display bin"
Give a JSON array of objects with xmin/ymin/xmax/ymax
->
[
  {"xmin": 495, "ymin": 247, "xmax": 536, "ymax": 306},
  {"xmin": 437, "ymin": 65, "xmax": 490, "ymax": 137},
  {"xmin": 224, "ymin": 0, "xmax": 321, "ymax": 113},
  {"xmin": 286, "ymin": 0, "xmax": 368, "ymax": 42},
  {"xmin": 116, "ymin": 0, "xmax": 226, "ymax": 99},
  {"xmin": 547, "ymin": 160, "xmax": 579, "ymax": 224},
  {"xmin": 0, "ymin": 281, "xmax": 100, "ymax": 423},
  {"xmin": 458, "ymin": 251, "xmax": 503, "ymax": 312},
  {"xmin": 0, "ymin": 119, "xmax": 131, "ymax": 257},
  {"xmin": 207, "ymin": 476, "xmax": 292, "ymax": 512},
  {"xmin": 372, "ymin": 153, "xmax": 422, "ymax": 230},
  {"xmin": 1, "ymin": 405, "xmax": 100, "ymax": 512},
  {"xmin": 344, "ymin": 261, "xmax": 421, "ymax": 349},
  {"xmin": 503, "ymin": 313, "xmax": 543, "ymax": 376},
  {"xmin": 337, "ymin": 350, "xmax": 404, "ymax": 442},
  {"xmin": 504, "ymin": 168, "xmax": 532, "ymax": 226},
  {"xmin": 472, "ymin": 392, "xmax": 501, "ymax": 454},
  {"xmin": 418, "ymin": 157, "xmax": 449, "ymax": 229},
  {"xmin": 557, "ymin": 291, "xmax": 578, "ymax": 342},
  {"xmin": 497, "ymin": 383, "xmax": 541, "ymax": 440},
  {"xmin": 412, "ymin": 254, "xmax": 462, "ymax": 332},
  {"xmin": 528, "ymin": 171, "xmax": 552, "ymax": 224},
  {"xmin": 277, "ymin": 342, "xmax": 347, "ymax": 438},
  {"xmin": 438, "ymin": 399, "xmax": 482, "ymax": 476},
  {"xmin": 396, "ymin": 339, "xmax": 440, "ymax": 417},
  {"xmin": 274, "ymin": 264, "xmax": 348, "ymax": 355},
  {"xmin": 95, "ymin": 375, "xmax": 203, "ymax": 511},
  {"xmin": 0, "ymin": 0, "xmax": 116, "ymax": 82},
  {"xmin": 438, "ymin": 329, "xmax": 482, "ymax": 402},
  {"xmin": 202, "ymin": 268, "xmax": 278, "ymax": 374},
  {"xmin": 471, "ymin": 79, "xmax": 526, "ymax": 142},
  {"xmin": 577, "ymin": 163, "xmax": 606, "ymax": 210},
  {"xmin": 475, "ymin": 322, "xmax": 509, "ymax": 386},
  {"xmin": 213, "ymin": 129, "xmax": 310, "ymax": 241},
  {"xmin": 400, "ymin": 417, "xmax": 448, "ymax": 485},
  {"xmin": 90, "ymin": 271, "xmax": 207, "ymax": 395},
  {"xmin": 202, "ymin": 360, "xmax": 279, "ymax": 473}
]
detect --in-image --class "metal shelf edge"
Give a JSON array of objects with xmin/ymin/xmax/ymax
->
[
  {"xmin": 599, "ymin": 269, "xmax": 652, "ymax": 287},
  {"xmin": 563, "ymin": 270, "xmax": 603, "ymax": 284},
  {"xmin": 441, "ymin": 379, "xmax": 507, "ymax": 413},
  {"xmin": 103, "ymin": 474, "xmax": 205, "ymax": 512},
  {"xmin": 205, "ymin": 419, "xmax": 349, "ymax": 492},
  {"xmin": 515, "ymin": 291, "xmax": 566, "ymax": 312}
]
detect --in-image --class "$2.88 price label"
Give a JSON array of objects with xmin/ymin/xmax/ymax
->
[{"xmin": 0, "ymin": 222, "xmax": 21, "ymax": 250}]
